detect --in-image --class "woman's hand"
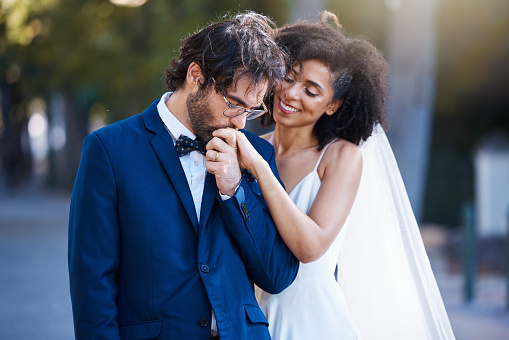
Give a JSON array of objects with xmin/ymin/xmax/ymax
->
[{"xmin": 234, "ymin": 129, "xmax": 268, "ymax": 177}]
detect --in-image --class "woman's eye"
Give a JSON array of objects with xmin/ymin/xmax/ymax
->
[
  {"xmin": 283, "ymin": 76, "xmax": 294, "ymax": 83},
  {"xmin": 305, "ymin": 88, "xmax": 318, "ymax": 97}
]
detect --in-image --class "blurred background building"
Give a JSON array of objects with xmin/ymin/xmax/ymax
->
[{"xmin": 1, "ymin": 0, "xmax": 508, "ymax": 338}]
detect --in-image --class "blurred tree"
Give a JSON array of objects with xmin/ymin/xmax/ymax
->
[
  {"xmin": 3, "ymin": 0, "xmax": 507, "ymax": 226},
  {"xmin": 248, "ymin": 0, "xmax": 288, "ymax": 23},
  {"xmin": 328, "ymin": 0, "xmax": 388, "ymax": 54},
  {"xmin": 0, "ymin": 0, "xmax": 290, "ymax": 190},
  {"xmin": 0, "ymin": 0, "xmax": 56, "ymax": 189}
]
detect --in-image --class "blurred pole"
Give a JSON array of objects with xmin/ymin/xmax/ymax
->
[
  {"xmin": 385, "ymin": 0, "xmax": 438, "ymax": 222},
  {"xmin": 507, "ymin": 206, "xmax": 509, "ymax": 311},
  {"xmin": 462, "ymin": 202, "xmax": 476, "ymax": 303},
  {"xmin": 290, "ymin": 0, "xmax": 325, "ymax": 22}
]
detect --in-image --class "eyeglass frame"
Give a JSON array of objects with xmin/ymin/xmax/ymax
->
[
  {"xmin": 219, "ymin": 93, "xmax": 268, "ymax": 120},
  {"xmin": 211, "ymin": 78, "xmax": 268, "ymax": 120}
]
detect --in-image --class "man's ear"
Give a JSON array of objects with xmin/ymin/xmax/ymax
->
[
  {"xmin": 326, "ymin": 98, "xmax": 344, "ymax": 116},
  {"xmin": 186, "ymin": 62, "xmax": 204, "ymax": 90}
]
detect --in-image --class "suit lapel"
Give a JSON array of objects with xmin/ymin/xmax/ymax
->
[{"xmin": 143, "ymin": 101, "xmax": 199, "ymax": 233}]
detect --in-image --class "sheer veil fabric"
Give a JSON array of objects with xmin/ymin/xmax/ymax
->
[{"xmin": 338, "ymin": 125, "xmax": 455, "ymax": 339}]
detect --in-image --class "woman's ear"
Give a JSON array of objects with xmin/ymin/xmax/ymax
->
[
  {"xmin": 326, "ymin": 98, "xmax": 344, "ymax": 116},
  {"xmin": 186, "ymin": 62, "xmax": 204, "ymax": 89}
]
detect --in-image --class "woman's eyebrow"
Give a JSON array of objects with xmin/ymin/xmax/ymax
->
[
  {"xmin": 292, "ymin": 67, "xmax": 324, "ymax": 90},
  {"xmin": 305, "ymin": 80, "xmax": 324, "ymax": 90}
]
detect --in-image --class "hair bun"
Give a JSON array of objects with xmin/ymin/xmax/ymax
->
[{"xmin": 319, "ymin": 10, "xmax": 342, "ymax": 29}]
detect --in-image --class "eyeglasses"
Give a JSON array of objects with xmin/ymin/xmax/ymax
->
[
  {"xmin": 219, "ymin": 93, "xmax": 268, "ymax": 120},
  {"xmin": 211, "ymin": 78, "xmax": 268, "ymax": 120}
]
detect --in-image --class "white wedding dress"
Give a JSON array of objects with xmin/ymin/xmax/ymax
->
[
  {"xmin": 257, "ymin": 141, "xmax": 362, "ymax": 340},
  {"xmin": 257, "ymin": 126, "xmax": 455, "ymax": 340}
]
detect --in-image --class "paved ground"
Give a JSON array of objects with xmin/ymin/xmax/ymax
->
[
  {"xmin": 0, "ymin": 188, "xmax": 73, "ymax": 339},
  {"xmin": 426, "ymin": 239, "xmax": 509, "ymax": 340},
  {"xmin": 0, "ymin": 187, "xmax": 508, "ymax": 339}
]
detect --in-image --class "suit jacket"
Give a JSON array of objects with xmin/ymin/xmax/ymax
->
[{"xmin": 68, "ymin": 100, "xmax": 299, "ymax": 339}]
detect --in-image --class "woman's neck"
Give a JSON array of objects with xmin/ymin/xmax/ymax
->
[{"xmin": 272, "ymin": 125, "xmax": 319, "ymax": 156}]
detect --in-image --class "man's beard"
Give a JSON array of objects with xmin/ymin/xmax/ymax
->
[{"xmin": 186, "ymin": 88, "xmax": 233, "ymax": 146}]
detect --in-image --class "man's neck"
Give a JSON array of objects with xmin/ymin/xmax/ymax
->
[{"xmin": 166, "ymin": 90, "xmax": 193, "ymax": 132}]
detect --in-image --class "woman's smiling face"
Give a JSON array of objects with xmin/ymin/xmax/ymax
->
[{"xmin": 273, "ymin": 59, "xmax": 340, "ymax": 129}]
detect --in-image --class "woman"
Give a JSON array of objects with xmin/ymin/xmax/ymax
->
[{"xmin": 226, "ymin": 11, "xmax": 455, "ymax": 340}]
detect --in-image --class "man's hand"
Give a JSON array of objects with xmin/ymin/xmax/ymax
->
[{"xmin": 206, "ymin": 128, "xmax": 241, "ymax": 197}]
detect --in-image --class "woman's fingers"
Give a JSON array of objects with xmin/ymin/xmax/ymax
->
[{"xmin": 212, "ymin": 128, "xmax": 237, "ymax": 148}]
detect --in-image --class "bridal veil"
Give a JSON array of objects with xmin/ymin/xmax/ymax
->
[{"xmin": 338, "ymin": 124, "xmax": 455, "ymax": 339}]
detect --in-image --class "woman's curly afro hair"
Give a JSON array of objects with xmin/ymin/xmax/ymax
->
[{"xmin": 262, "ymin": 11, "xmax": 390, "ymax": 148}]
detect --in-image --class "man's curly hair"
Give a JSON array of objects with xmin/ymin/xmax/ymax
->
[
  {"xmin": 165, "ymin": 12, "xmax": 287, "ymax": 96},
  {"xmin": 262, "ymin": 11, "xmax": 390, "ymax": 148}
]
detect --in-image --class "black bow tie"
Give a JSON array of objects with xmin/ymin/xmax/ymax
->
[{"xmin": 174, "ymin": 134, "xmax": 206, "ymax": 157}]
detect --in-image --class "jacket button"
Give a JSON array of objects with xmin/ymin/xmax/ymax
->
[
  {"xmin": 199, "ymin": 317, "xmax": 209, "ymax": 327},
  {"xmin": 200, "ymin": 264, "xmax": 210, "ymax": 273}
]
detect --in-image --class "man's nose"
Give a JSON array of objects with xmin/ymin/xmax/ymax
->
[{"xmin": 229, "ymin": 113, "xmax": 246, "ymax": 130}]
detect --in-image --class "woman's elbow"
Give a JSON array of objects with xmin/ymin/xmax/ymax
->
[
  {"xmin": 288, "ymin": 231, "xmax": 329, "ymax": 263},
  {"xmin": 294, "ymin": 247, "xmax": 325, "ymax": 263}
]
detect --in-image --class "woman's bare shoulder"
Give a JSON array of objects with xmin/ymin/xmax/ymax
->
[
  {"xmin": 319, "ymin": 139, "xmax": 362, "ymax": 174},
  {"xmin": 327, "ymin": 139, "xmax": 360, "ymax": 158}
]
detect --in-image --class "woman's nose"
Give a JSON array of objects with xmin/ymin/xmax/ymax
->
[{"xmin": 281, "ymin": 83, "xmax": 299, "ymax": 101}]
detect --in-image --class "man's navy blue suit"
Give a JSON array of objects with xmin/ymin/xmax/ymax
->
[{"xmin": 68, "ymin": 100, "xmax": 299, "ymax": 339}]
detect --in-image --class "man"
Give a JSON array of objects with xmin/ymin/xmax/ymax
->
[{"xmin": 68, "ymin": 12, "xmax": 299, "ymax": 339}]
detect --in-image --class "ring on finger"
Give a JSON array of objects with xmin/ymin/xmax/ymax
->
[{"xmin": 214, "ymin": 151, "xmax": 220, "ymax": 162}]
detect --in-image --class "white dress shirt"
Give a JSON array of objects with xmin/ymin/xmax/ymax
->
[
  {"xmin": 157, "ymin": 92, "xmax": 218, "ymax": 334},
  {"xmin": 157, "ymin": 92, "xmax": 207, "ymax": 221}
]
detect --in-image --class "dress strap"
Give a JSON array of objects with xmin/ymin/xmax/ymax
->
[{"xmin": 314, "ymin": 139, "xmax": 337, "ymax": 171}]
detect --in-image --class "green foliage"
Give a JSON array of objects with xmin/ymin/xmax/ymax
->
[
  {"xmin": 0, "ymin": 0, "xmax": 289, "ymax": 189},
  {"xmin": 1, "ymin": 0, "xmax": 290, "ymax": 122},
  {"xmin": 328, "ymin": 0, "xmax": 388, "ymax": 51}
]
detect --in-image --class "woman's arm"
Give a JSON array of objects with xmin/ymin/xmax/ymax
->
[{"xmin": 229, "ymin": 129, "xmax": 362, "ymax": 263}]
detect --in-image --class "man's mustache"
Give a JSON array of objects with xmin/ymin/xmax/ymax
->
[{"xmin": 197, "ymin": 125, "xmax": 236, "ymax": 146}]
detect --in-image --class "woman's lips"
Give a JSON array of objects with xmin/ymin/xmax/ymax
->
[{"xmin": 278, "ymin": 99, "xmax": 299, "ymax": 114}]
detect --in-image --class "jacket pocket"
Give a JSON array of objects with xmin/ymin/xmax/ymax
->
[
  {"xmin": 119, "ymin": 319, "xmax": 162, "ymax": 339},
  {"xmin": 244, "ymin": 305, "xmax": 269, "ymax": 325}
]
